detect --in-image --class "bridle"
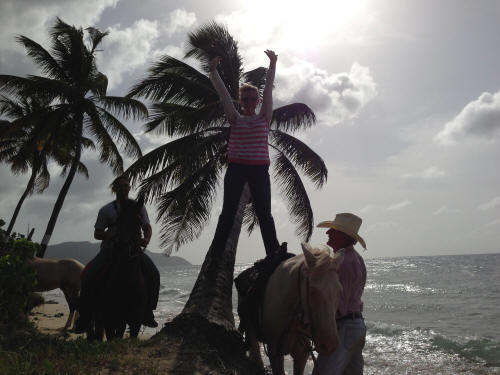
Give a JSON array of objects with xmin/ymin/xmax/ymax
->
[{"xmin": 293, "ymin": 262, "xmax": 338, "ymax": 374}]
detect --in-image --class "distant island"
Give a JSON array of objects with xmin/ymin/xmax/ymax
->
[{"xmin": 46, "ymin": 241, "xmax": 192, "ymax": 268}]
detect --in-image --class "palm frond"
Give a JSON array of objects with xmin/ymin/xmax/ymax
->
[
  {"xmin": 271, "ymin": 103, "xmax": 316, "ymax": 132},
  {"xmin": 145, "ymin": 102, "xmax": 225, "ymax": 136},
  {"xmin": 136, "ymin": 132, "xmax": 228, "ymax": 203},
  {"xmin": 242, "ymin": 67, "xmax": 267, "ymax": 92},
  {"xmin": 185, "ymin": 21, "xmax": 242, "ymax": 99},
  {"xmin": 125, "ymin": 127, "xmax": 228, "ymax": 188},
  {"xmin": 85, "ymin": 27, "xmax": 109, "ymax": 54},
  {"xmin": 272, "ymin": 152, "xmax": 314, "ymax": 241},
  {"xmin": 97, "ymin": 96, "xmax": 148, "ymax": 121},
  {"xmin": 16, "ymin": 35, "xmax": 66, "ymax": 81},
  {"xmin": 127, "ymin": 56, "xmax": 215, "ymax": 104},
  {"xmin": 156, "ymin": 158, "xmax": 222, "ymax": 254},
  {"xmin": 34, "ymin": 160, "xmax": 51, "ymax": 193},
  {"xmin": 270, "ymin": 130, "xmax": 327, "ymax": 188},
  {"xmin": 84, "ymin": 104, "xmax": 124, "ymax": 175},
  {"xmin": 95, "ymin": 106, "xmax": 142, "ymax": 160},
  {"xmin": 242, "ymin": 197, "xmax": 259, "ymax": 235}
]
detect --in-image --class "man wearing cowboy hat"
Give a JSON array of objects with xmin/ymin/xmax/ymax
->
[{"xmin": 313, "ymin": 212, "xmax": 367, "ymax": 375}]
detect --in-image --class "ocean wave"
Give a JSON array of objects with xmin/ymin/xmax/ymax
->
[
  {"xmin": 159, "ymin": 288, "xmax": 183, "ymax": 297},
  {"xmin": 366, "ymin": 320, "xmax": 500, "ymax": 368},
  {"xmin": 431, "ymin": 335, "xmax": 500, "ymax": 367}
]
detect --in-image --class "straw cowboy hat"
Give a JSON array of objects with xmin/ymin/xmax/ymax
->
[{"xmin": 317, "ymin": 212, "xmax": 366, "ymax": 249}]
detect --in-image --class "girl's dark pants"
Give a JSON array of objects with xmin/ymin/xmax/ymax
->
[{"xmin": 212, "ymin": 163, "xmax": 280, "ymax": 255}]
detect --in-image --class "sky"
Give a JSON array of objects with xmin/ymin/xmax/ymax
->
[{"xmin": 1, "ymin": 0, "xmax": 500, "ymax": 264}]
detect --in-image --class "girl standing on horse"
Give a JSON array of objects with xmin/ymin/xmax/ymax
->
[{"xmin": 209, "ymin": 50, "xmax": 286, "ymax": 257}]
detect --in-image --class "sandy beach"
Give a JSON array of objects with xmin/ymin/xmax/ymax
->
[{"xmin": 29, "ymin": 301, "xmax": 155, "ymax": 340}]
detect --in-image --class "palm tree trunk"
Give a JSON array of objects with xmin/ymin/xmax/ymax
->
[
  {"xmin": 177, "ymin": 184, "xmax": 250, "ymax": 330},
  {"xmin": 159, "ymin": 186, "xmax": 255, "ymax": 373},
  {"xmin": 37, "ymin": 120, "xmax": 82, "ymax": 258},
  {"xmin": 6, "ymin": 161, "xmax": 38, "ymax": 236}
]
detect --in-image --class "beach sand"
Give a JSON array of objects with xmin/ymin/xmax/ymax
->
[
  {"xmin": 29, "ymin": 301, "xmax": 154, "ymax": 340},
  {"xmin": 28, "ymin": 301, "xmax": 257, "ymax": 374}
]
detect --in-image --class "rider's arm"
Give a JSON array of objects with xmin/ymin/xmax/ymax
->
[
  {"xmin": 94, "ymin": 228, "xmax": 114, "ymax": 241},
  {"xmin": 142, "ymin": 224, "xmax": 152, "ymax": 247}
]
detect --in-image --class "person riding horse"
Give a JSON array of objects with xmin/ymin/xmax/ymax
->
[{"xmin": 74, "ymin": 175, "xmax": 159, "ymax": 333}]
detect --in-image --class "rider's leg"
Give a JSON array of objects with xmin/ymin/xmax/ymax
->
[
  {"xmin": 73, "ymin": 254, "xmax": 106, "ymax": 333},
  {"xmin": 140, "ymin": 253, "xmax": 159, "ymax": 327}
]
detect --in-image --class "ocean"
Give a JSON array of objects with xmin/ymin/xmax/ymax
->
[{"xmin": 43, "ymin": 252, "xmax": 500, "ymax": 374}]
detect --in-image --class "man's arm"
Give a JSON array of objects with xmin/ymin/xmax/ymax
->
[
  {"xmin": 209, "ymin": 57, "xmax": 239, "ymax": 123},
  {"xmin": 141, "ymin": 224, "xmax": 152, "ymax": 247},
  {"xmin": 260, "ymin": 50, "xmax": 277, "ymax": 122}
]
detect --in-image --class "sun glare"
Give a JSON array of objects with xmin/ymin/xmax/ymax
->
[{"xmin": 236, "ymin": 0, "xmax": 369, "ymax": 52}]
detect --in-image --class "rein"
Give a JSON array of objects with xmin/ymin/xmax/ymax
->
[{"xmin": 291, "ymin": 261, "xmax": 338, "ymax": 374}]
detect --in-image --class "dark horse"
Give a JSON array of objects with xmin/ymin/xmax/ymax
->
[{"xmin": 87, "ymin": 198, "xmax": 148, "ymax": 340}]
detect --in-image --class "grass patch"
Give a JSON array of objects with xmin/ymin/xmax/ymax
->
[{"xmin": 0, "ymin": 322, "xmax": 149, "ymax": 375}]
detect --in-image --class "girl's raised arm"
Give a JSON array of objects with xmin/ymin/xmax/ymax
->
[
  {"xmin": 260, "ymin": 50, "xmax": 277, "ymax": 122},
  {"xmin": 209, "ymin": 57, "xmax": 239, "ymax": 123}
]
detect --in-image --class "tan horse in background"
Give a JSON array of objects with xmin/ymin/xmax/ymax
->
[
  {"xmin": 244, "ymin": 243, "xmax": 344, "ymax": 375},
  {"xmin": 29, "ymin": 257, "xmax": 84, "ymax": 330}
]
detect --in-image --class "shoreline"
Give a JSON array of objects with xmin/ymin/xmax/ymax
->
[{"xmin": 29, "ymin": 301, "xmax": 156, "ymax": 340}]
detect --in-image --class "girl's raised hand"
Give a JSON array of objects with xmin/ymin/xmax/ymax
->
[
  {"xmin": 209, "ymin": 56, "xmax": 221, "ymax": 72},
  {"xmin": 264, "ymin": 50, "xmax": 277, "ymax": 64}
]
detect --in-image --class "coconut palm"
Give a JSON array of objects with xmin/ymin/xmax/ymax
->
[
  {"xmin": 126, "ymin": 22, "xmax": 327, "ymax": 330},
  {"xmin": 0, "ymin": 18, "xmax": 147, "ymax": 256},
  {"xmin": 0, "ymin": 95, "xmax": 90, "ymax": 235}
]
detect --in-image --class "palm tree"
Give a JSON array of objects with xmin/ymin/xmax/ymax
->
[
  {"xmin": 126, "ymin": 22, "xmax": 327, "ymax": 332},
  {"xmin": 0, "ymin": 95, "xmax": 90, "ymax": 235},
  {"xmin": 0, "ymin": 18, "xmax": 147, "ymax": 256}
]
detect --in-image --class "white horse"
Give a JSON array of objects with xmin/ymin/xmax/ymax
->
[
  {"xmin": 29, "ymin": 256, "xmax": 84, "ymax": 330},
  {"xmin": 243, "ymin": 242, "xmax": 344, "ymax": 375}
]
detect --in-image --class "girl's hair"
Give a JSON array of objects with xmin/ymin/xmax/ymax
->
[{"xmin": 239, "ymin": 84, "xmax": 259, "ymax": 97}]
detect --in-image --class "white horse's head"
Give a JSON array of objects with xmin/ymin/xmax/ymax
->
[{"xmin": 301, "ymin": 242, "xmax": 344, "ymax": 355}]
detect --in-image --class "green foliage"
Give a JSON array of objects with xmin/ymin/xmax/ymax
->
[
  {"xmin": 0, "ymin": 328, "xmax": 145, "ymax": 375},
  {"xmin": 0, "ymin": 220, "xmax": 38, "ymax": 334}
]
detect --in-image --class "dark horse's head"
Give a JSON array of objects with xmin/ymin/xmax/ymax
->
[{"xmin": 114, "ymin": 196, "xmax": 145, "ymax": 258}]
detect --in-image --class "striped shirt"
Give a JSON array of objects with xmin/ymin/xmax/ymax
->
[{"xmin": 228, "ymin": 114, "xmax": 270, "ymax": 165}]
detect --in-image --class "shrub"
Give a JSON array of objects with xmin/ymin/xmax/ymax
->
[{"xmin": 0, "ymin": 219, "xmax": 39, "ymax": 334}]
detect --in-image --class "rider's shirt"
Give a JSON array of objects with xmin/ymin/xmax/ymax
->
[
  {"xmin": 94, "ymin": 200, "xmax": 150, "ymax": 254},
  {"xmin": 336, "ymin": 245, "xmax": 366, "ymax": 318}
]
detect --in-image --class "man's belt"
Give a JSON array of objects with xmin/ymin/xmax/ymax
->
[{"xmin": 336, "ymin": 312, "xmax": 363, "ymax": 321}]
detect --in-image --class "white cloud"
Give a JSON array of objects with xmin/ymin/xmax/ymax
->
[
  {"xmin": 478, "ymin": 196, "xmax": 500, "ymax": 211},
  {"xmin": 163, "ymin": 9, "xmax": 197, "ymax": 36},
  {"xmin": 387, "ymin": 200, "xmax": 411, "ymax": 211},
  {"xmin": 402, "ymin": 166, "xmax": 447, "ymax": 179},
  {"xmin": 433, "ymin": 206, "xmax": 461, "ymax": 215},
  {"xmin": 276, "ymin": 60, "xmax": 377, "ymax": 126},
  {"xmin": 435, "ymin": 91, "xmax": 500, "ymax": 144},
  {"xmin": 358, "ymin": 204, "xmax": 374, "ymax": 213},
  {"xmin": 0, "ymin": 0, "xmax": 119, "ymax": 55},
  {"xmin": 97, "ymin": 19, "xmax": 160, "ymax": 89}
]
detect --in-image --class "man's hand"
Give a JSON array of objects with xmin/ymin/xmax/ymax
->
[
  {"xmin": 209, "ymin": 56, "xmax": 221, "ymax": 72},
  {"xmin": 264, "ymin": 49, "xmax": 277, "ymax": 65}
]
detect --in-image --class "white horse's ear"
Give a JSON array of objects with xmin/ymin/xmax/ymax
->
[{"xmin": 301, "ymin": 242, "xmax": 316, "ymax": 268}]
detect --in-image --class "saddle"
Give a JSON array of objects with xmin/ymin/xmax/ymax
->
[{"xmin": 235, "ymin": 250, "xmax": 295, "ymax": 342}]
